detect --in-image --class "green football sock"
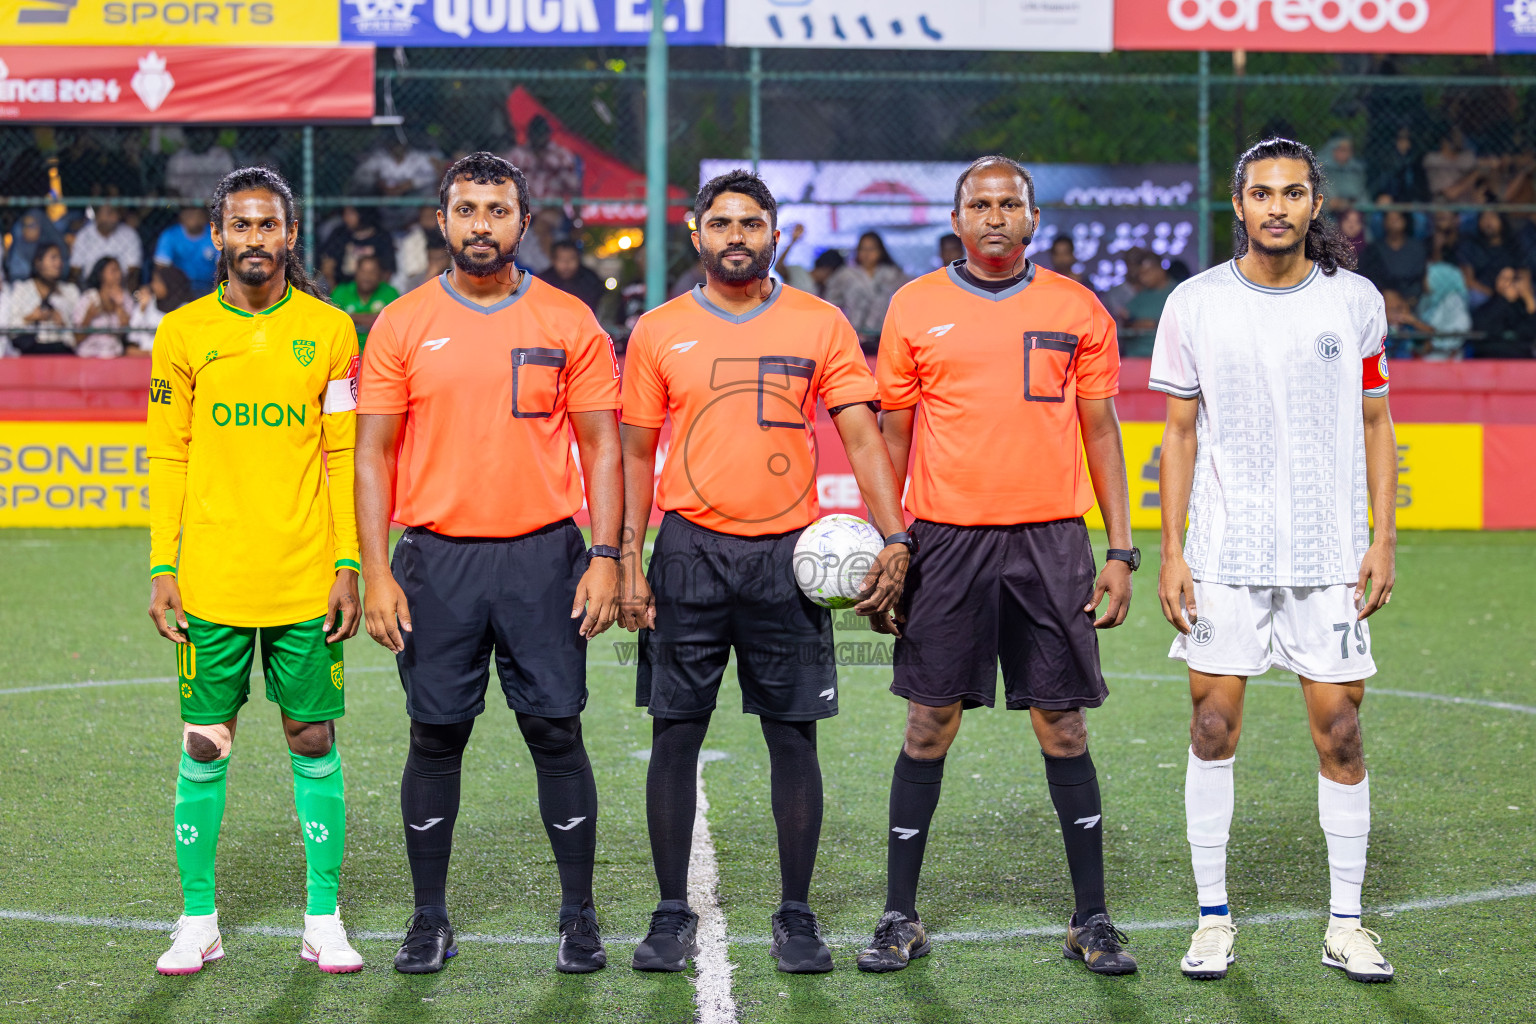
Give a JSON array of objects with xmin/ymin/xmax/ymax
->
[
  {"xmin": 291, "ymin": 746, "xmax": 346, "ymax": 916},
  {"xmin": 174, "ymin": 751, "xmax": 230, "ymax": 917}
]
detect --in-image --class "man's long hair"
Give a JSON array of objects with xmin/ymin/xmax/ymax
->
[
  {"xmin": 209, "ymin": 166, "xmax": 324, "ymax": 297},
  {"xmin": 1230, "ymin": 138, "xmax": 1356, "ymax": 276}
]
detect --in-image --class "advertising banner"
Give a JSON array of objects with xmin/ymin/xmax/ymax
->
[
  {"xmin": 0, "ymin": 422, "xmax": 150, "ymax": 528},
  {"xmin": 725, "ymin": 0, "xmax": 1113, "ymax": 51},
  {"xmin": 341, "ymin": 0, "xmax": 724, "ymax": 46},
  {"xmin": 1497, "ymin": 0, "xmax": 1536, "ymax": 51},
  {"xmin": 1, "ymin": 0, "xmax": 338, "ymax": 45},
  {"xmin": 700, "ymin": 159, "xmax": 1199, "ymax": 283},
  {"xmin": 1114, "ymin": 0, "xmax": 1494, "ymax": 54},
  {"xmin": 0, "ymin": 45, "xmax": 375, "ymax": 123}
]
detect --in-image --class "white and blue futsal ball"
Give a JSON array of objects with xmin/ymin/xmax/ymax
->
[{"xmin": 793, "ymin": 514, "xmax": 885, "ymax": 609}]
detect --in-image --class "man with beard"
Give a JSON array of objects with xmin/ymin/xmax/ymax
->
[
  {"xmin": 856, "ymin": 155, "xmax": 1138, "ymax": 976},
  {"xmin": 618, "ymin": 169, "xmax": 909, "ymax": 974},
  {"xmin": 355, "ymin": 153, "xmax": 623, "ymax": 975},
  {"xmin": 147, "ymin": 167, "xmax": 364, "ymax": 975}
]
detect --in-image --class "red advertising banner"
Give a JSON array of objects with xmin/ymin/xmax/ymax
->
[
  {"xmin": 0, "ymin": 46, "xmax": 375, "ymax": 123},
  {"xmin": 1114, "ymin": 1, "xmax": 1493, "ymax": 54}
]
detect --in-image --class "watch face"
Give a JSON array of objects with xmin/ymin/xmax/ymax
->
[{"xmin": 1129, "ymin": 548, "xmax": 1141, "ymax": 571}]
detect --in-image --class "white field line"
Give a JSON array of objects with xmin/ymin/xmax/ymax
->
[
  {"xmin": 688, "ymin": 757, "xmax": 737, "ymax": 1024},
  {"xmin": 5, "ymin": 881, "xmax": 1534, "ymax": 949}
]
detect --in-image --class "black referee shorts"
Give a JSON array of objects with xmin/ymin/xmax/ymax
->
[
  {"xmin": 892, "ymin": 517, "xmax": 1108, "ymax": 712},
  {"xmin": 637, "ymin": 512, "xmax": 837, "ymax": 722},
  {"xmin": 391, "ymin": 520, "xmax": 588, "ymax": 723}
]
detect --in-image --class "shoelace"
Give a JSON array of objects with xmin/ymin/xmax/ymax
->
[
  {"xmin": 1187, "ymin": 921, "xmax": 1235, "ymax": 959},
  {"xmin": 309, "ymin": 916, "xmax": 350, "ymax": 946},
  {"xmin": 868, "ymin": 912, "xmax": 909, "ymax": 950},
  {"xmin": 648, "ymin": 908, "xmax": 695, "ymax": 940},
  {"xmin": 1333, "ymin": 926, "xmax": 1386, "ymax": 962},
  {"xmin": 401, "ymin": 912, "xmax": 448, "ymax": 950},
  {"xmin": 1080, "ymin": 918, "xmax": 1130, "ymax": 953},
  {"xmin": 561, "ymin": 912, "xmax": 603, "ymax": 951},
  {"xmin": 775, "ymin": 909, "xmax": 822, "ymax": 941},
  {"xmin": 167, "ymin": 917, "xmax": 203, "ymax": 953}
]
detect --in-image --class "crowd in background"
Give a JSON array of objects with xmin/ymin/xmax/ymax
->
[{"xmin": 4, "ymin": 120, "xmax": 1536, "ymax": 359}]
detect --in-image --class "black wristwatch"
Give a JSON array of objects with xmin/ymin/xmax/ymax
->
[
  {"xmin": 587, "ymin": 545, "xmax": 621, "ymax": 562},
  {"xmin": 1106, "ymin": 547, "xmax": 1141, "ymax": 571},
  {"xmin": 884, "ymin": 531, "xmax": 916, "ymax": 554}
]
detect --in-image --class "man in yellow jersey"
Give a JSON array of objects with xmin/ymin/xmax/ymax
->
[{"xmin": 147, "ymin": 167, "xmax": 365, "ymax": 976}]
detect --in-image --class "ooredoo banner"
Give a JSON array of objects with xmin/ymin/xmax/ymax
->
[
  {"xmin": 1114, "ymin": 0, "xmax": 1494, "ymax": 54},
  {"xmin": 725, "ymin": 0, "xmax": 1113, "ymax": 51},
  {"xmin": 1, "ymin": 0, "xmax": 338, "ymax": 45},
  {"xmin": 0, "ymin": 46, "xmax": 375, "ymax": 122}
]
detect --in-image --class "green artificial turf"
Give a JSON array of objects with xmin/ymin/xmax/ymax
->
[{"xmin": 0, "ymin": 528, "xmax": 1532, "ymax": 1023}]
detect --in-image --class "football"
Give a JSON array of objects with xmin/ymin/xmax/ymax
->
[{"xmin": 793, "ymin": 514, "xmax": 886, "ymax": 609}]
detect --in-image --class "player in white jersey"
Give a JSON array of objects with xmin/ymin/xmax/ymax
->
[{"xmin": 1152, "ymin": 139, "xmax": 1398, "ymax": 984}]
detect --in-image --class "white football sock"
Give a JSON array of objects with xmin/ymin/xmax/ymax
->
[
  {"xmin": 1185, "ymin": 746, "xmax": 1235, "ymax": 910},
  {"xmin": 1318, "ymin": 773, "xmax": 1370, "ymax": 919}
]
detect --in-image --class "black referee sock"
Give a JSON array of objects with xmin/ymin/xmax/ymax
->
[
  {"xmin": 1043, "ymin": 749, "xmax": 1108, "ymax": 922},
  {"xmin": 401, "ymin": 718, "xmax": 474, "ymax": 915},
  {"xmin": 884, "ymin": 750, "xmax": 946, "ymax": 920},
  {"xmin": 646, "ymin": 715, "xmax": 711, "ymax": 903},
  {"xmin": 516, "ymin": 713, "xmax": 598, "ymax": 909},
  {"xmin": 761, "ymin": 718, "xmax": 823, "ymax": 905}
]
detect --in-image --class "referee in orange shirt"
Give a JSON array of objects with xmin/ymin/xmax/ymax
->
[
  {"xmin": 618, "ymin": 170, "xmax": 910, "ymax": 975},
  {"xmin": 356, "ymin": 153, "xmax": 622, "ymax": 975},
  {"xmin": 855, "ymin": 156, "xmax": 1139, "ymax": 976}
]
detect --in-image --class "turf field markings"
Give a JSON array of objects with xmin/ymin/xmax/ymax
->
[
  {"xmin": 688, "ymin": 753, "xmax": 737, "ymax": 1024},
  {"xmin": 9, "ymin": 880, "xmax": 1536, "ymax": 950}
]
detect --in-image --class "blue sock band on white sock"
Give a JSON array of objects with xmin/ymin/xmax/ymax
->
[
  {"xmin": 1200, "ymin": 904, "xmax": 1230, "ymax": 917},
  {"xmin": 1331, "ymin": 912, "xmax": 1360, "ymax": 920}
]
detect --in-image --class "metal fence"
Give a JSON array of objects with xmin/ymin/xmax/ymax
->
[{"xmin": 5, "ymin": 47, "xmax": 1536, "ymax": 323}]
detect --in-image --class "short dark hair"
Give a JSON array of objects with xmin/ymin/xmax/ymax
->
[
  {"xmin": 813, "ymin": 248, "xmax": 845, "ymax": 271},
  {"xmin": 695, "ymin": 169, "xmax": 777, "ymax": 230},
  {"xmin": 953, "ymin": 155, "xmax": 1035, "ymax": 213},
  {"xmin": 354, "ymin": 253, "xmax": 382, "ymax": 271},
  {"xmin": 439, "ymin": 151, "xmax": 531, "ymax": 221},
  {"xmin": 1050, "ymin": 235, "xmax": 1075, "ymax": 250},
  {"xmin": 550, "ymin": 239, "xmax": 581, "ymax": 257}
]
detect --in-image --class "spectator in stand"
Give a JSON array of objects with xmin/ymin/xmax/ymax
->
[
  {"xmin": 319, "ymin": 204, "xmax": 395, "ymax": 290},
  {"xmin": 1100, "ymin": 245, "xmax": 1147, "ymax": 326},
  {"xmin": 1417, "ymin": 261, "xmax": 1472, "ymax": 360},
  {"xmin": 69, "ymin": 204, "xmax": 142, "ymax": 286},
  {"xmin": 516, "ymin": 207, "xmax": 563, "ymax": 275},
  {"xmin": 824, "ymin": 229, "xmax": 906, "ymax": 349},
  {"xmin": 1371, "ymin": 125, "xmax": 1430, "ymax": 202},
  {"xmin": 938, "ymin": 231, "xmax": 964, "ymax": 267},
  {"xmin": 329, "ymin": 253, "xmax": 398, "ymax": 348},
  {"xmin": 126, "ymin": 264, "xmax": 192, "ymax": 355},
  {"xmin": 1429, "ymin": 209, "xmax": 1462, "ymax": 264},
  {"xmin": 153, "ymin": 206, "xmax": 219, "ymax": 297},
  {"xmin": 538, "ymin": 240, "xmax": 604, "ymax": 313},
  {"xmin": 1048, "ymin": 234, "xmax": 1091, "ymax": 287},
  {"xmin": 1381, "ymin": 287, "xmax": 1432, "ymax": 360},
  {"xmin": 506, "ymin": 116, "xmax": 581, "ymax": 203},
  {"xmin": 392, "ymin": 205, "xmax": 446, "ymax": 293},
  {"xmin": 74, "ymin": 256, "xmax": 134, "ymax": 358},
  {"xmin": 1359, "ymin": 208, "xmax": 1428, "ymax": 302},
  {"xmin": 1125, "ymin": 252, "xmax": 1175, "ymax": 352},
  {"xmin": 1, "ymin": 243, "xmax": 81, "ymax": 355},
  {"xmin": 774, "ymin": 225, "xmax": 843, "ymax": 296},
  {"xmin": 353, "ymin": 134, "xmax": 441, "ymax": 231},
  {"xmin": 1319, "ymin": 136, "xmax": 1369, "ymax": 211},
  {"xmin": 1470, "ymin": 266, "xmax": 1536, "ymax": 358},
  {"xmin": 163, "ymin": 129, "xmax": 236, "ymax": 201},
  {"xmin": 1336, "ymin": 208, "xmax": 1369, "ymax": 262},
  {"xmin": 1423, "ymin": 128, "xmax": 1480, "ymax": 201},
  {"xmin": 667, "ymin": 255, "xmax": 707, "ymax": 300},
  {"xmin": 5, "ymin": 210, "xmax": 66, "ymax": 283},
  {"xmin": 1457, "ymin": 210, "xmax": 1521, "ymax": 306}
]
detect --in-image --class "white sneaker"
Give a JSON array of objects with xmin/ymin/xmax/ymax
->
[
  {"xmin": 156, "ymin": 913, "xmax": 224, "ymax": 975},
  {"xmin": 1322, "ymin": 920, "xmax": 1394, "ymax": 983},
  {"xmin": 1180, "ymin": 913, "xmax": 1236, "ymax": 979},
  {"xmin": 302, "ymin": 910, "xmax": 364, "ymax": 973}
]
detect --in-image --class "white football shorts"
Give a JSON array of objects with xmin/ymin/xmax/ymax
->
[{"xmin": 1168, "ymin": 581, "xmax": 1377, "ymax": 683}]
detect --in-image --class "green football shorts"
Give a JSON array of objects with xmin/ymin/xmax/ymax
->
[{"xmin": 176, "ymin": 613, "xmax": 345, "ymax": 725}]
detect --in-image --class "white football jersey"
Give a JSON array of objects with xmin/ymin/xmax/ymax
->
[{"xmin": 1150, "ymin": 261, "xmax": 1389, "ymax": 587}]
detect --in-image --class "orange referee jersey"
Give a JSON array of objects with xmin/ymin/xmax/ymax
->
[
  {"xmin": 877, "ymin": 262, "xmax": 1120, "ymax": 527},
  {"xmin": 623, "ymin": 283, "xmax": 877, "ymax": 536},
  {"xmin": 358, "ymin": 271, "xmax": 620, "ymax": 537}
]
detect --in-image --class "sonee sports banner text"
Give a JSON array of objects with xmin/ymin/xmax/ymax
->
[{"xmin": 1, "ymin": 0, "xmax": 338, "ymax": 45}]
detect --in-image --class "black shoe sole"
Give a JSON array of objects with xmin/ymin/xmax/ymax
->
[
  {"xmin": 771, "ymin": 947, "xmax": 835, "ymax": 974},
  {"xmin": 631, "ymin": 945, "xmax": 699, "ymax": 973},
  {"xmin": 557, "ymin": 956, "xmax": 607, "ymax": 974},
  {"xmin": 1064, "ymin": 945, "xmax": 1138, "ymax": 975},
  {"xmin": 394, "ymin": 946, "xmax": 457, "ymax": 974},
  {"xmin": 856, "ymin": 940, "xmax": 930, "ymax": 974}
]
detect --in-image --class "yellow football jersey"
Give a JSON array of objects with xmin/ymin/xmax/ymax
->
[{"xmin": 148, "ymin": 282, "xmax": 360, "ymax": 627}]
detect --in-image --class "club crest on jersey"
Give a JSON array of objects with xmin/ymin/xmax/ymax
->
[
  {"xmin": 293, "ymin": 339, "xmax": 316, "ymax": 367},
  {"xmin": 1314, "ymin": 332, "xmax": 1343, "ymax": 362}
]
